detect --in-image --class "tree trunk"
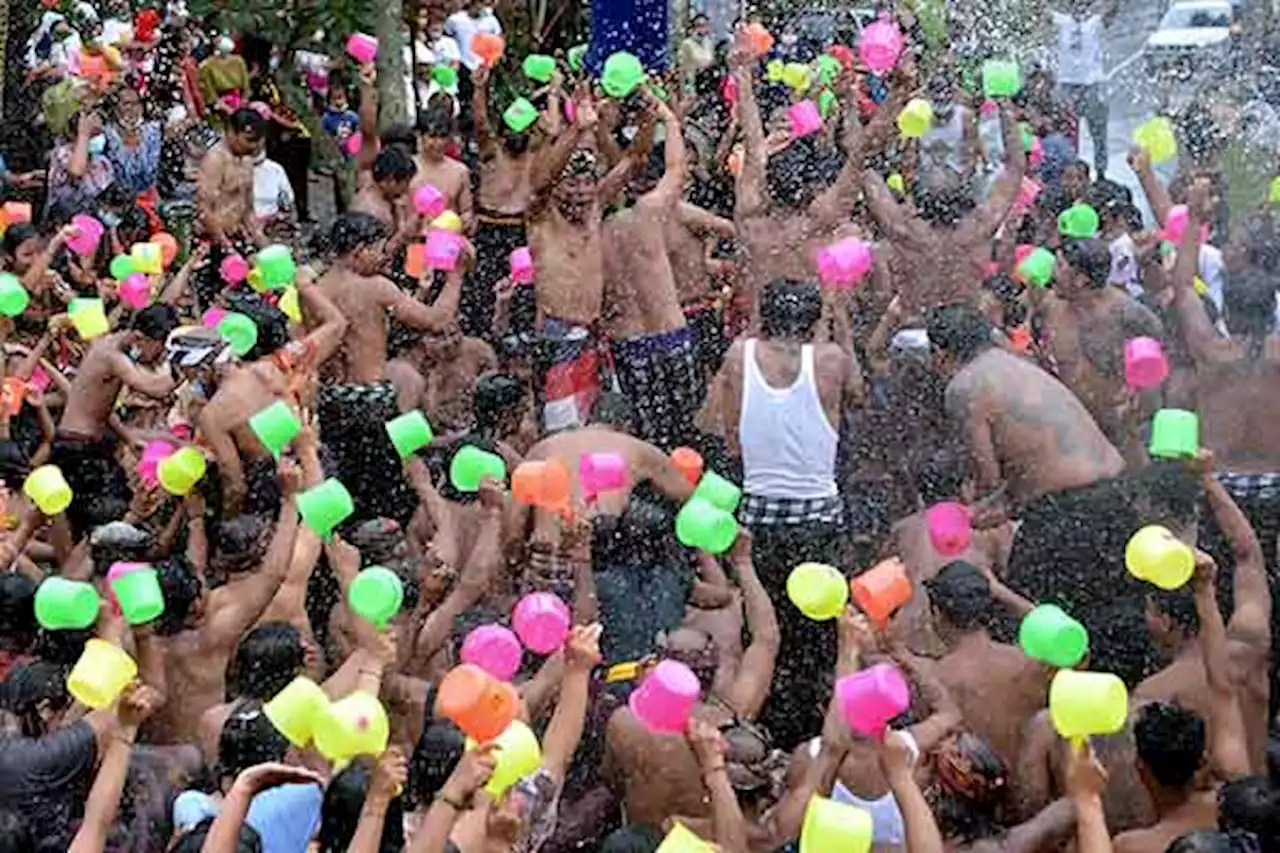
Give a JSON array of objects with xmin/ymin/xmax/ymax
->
[{"xmin": 375, "ymin": 0, "xmax": 409, "ymax": 129}]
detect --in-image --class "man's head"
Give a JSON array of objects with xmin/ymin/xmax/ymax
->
[
  {"xmin": 327, "ymin": 87, "xmax": 349, "ymax": 112},
  {"xmin": 129, "ymin": 303, "xmax": 181, "ymax": 364},
  {"xmin": 691, "ymin": 13, "xmax": 710, "ymax": 37},
  {"xmin": 760, "ymin": 278, "xmax": 822, "ymax": 341},
  {"xmin": 222, "ymin": 292, "xmax": 291, "ymax": 361},
  {"xmin": 218, "ymin": 698, "xmax": 290, "ymax": 787},
  {"xmin": 1223, "ymin": 268, "xmax": 1278, "ymax": 343},
  {"xmin": 2, "ymin": 224, "xmax": 43, "ymax": 274},
  {"xmin": 914, "ymin": 445, "xmax": 972, "ymax": 506},
  {"xmin": 156, "ymin": 554, "xmax": 205, "ymax": 635},
  {"xmin": 329, "ymin": 212, "xmax": 391, "ymax": 276},
  {"xmin": 380, "ymin": 122, "xmax": 418, "ymax": 155},
  {"xmin": 1062, "ymin": 160, "xmax": 1091, "ymax": 201},
  {"xmin": 212, "ymin": 513, "xmax": 274, "ymax": 577},
  {"xmin": 372, "ymin": 146, "xmax": 417, "ymax": 201},
  {"xmin": 320, "ymin": 758, "xmax": 406, "ymax": 852},
  {"xmin": 1056, "ymin": 239, "xmax": 1111, "ymax": 296},
  {"xmin": 227, "ymin": 108, "xmax": 268, "ymax": 157},
  {"xmin": 0, "ymin": 574, "xmax": 36, "ymax": 655},
  {"xmin": 474, "ymin": 373, "xmax": 529, "ymax": 439},
  {"xmin": 409, "ymin": 715, "xmax": 465, "ymax": 808},
  {"xmin": 926, "ymin": 302, "xmax": 994, "ymax": 375},
  {"xmin": 929, "ymin": 731, "xmax": 1009, "ymax": 839},
  {"xmin": 925, "ymin": 561, "xmax": 993, "ymax": 636},
  {"xmin": 552, "ymin": 147, "xmax": 600, "ymax": 223},
  {"xmin": 917, "ymin": 185, "xmax": 976, "ymax": 229},
  {"xmin": 1134, "ymin": 702, "xmax": 1206, "ymax": 794},
  {"xmin": 766, "ymin": 139, "xmax": 824, "ymax": 209},
  {"xmin": 1218, "ymin": 774, "xmax": 1280, "ymax": 847},
  {"xmin": 225, "ymin": 622, "xmax": 307, "ymax": 702},
  {"xmin": 417, "ymin": 104, "xmax": 455, "ymax": 159},
  {"xmin": 1, "ymin": 660, "xmax": 73, "ymax": 737}
]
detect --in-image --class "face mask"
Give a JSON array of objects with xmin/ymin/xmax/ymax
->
[
  {"xmin": 88, "ymin": 134, "xmax": 106, "ymax": 156},
  {"xmin": 780, "ymin": 33, "xmax": 798, "ymax": 46},
  {"xmin": 269, "ymin": 56, "xmax": 280, "ymax": 71},
  {"xmin": 217, "ymin": 36, "xmax": 234, "ymax": 55}
]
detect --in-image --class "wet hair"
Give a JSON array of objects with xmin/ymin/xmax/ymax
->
[
  {"xmin": 0, "ymin": 440, "xmax": 30, "ymax": 485},
  {"xmin": 1219, "ymin": 775, "xmax": 1280, "ymax": 846},
  {"xmin": 1, "ymin": 224, "xmax": 39, "ymax": 259},
  {"xmin": 223, "ymin": 292, "xmax": 290, "ymax": 361},
  {"xmin": 170, "ymin": 818, "xmax": 263, "ymax": 853},
  {"xmin": 981, "ymin": 274, "xmax": 1028, "ymax": 328},
  {"xmin": 1223, "ymin": 268, "xmax": 1278, "ymax": 343},
  {"xmin": 926, "ymin": 302, "xmax": 994, "ymax": 363},
  {"xmin": 2, "ymin": 660, "xmax": 71, "ymax": 737},
  {"xmin": 0, "ymin": 810, "xmax": 33, "ymax": 852},
  {"xmin": 372, "ymin": 146, "xmax": 417, "ymax": 184},
  {"xmin": 593, "ymin": 488, "xmax": 680, "ymax": 570},
  {"xmin": 914, "ymin": 446, "xmax": 969, "ymax": 505},
  {"xmin": 1167, "ymin": 830, "xmax": 1257, "ymax": 853},
  {"xmin": 925, "ymin": 561, "xmax": 992, "ymax": 630},
  {"xmin": 917, "ymin": 186, "xmax": 976, "ymax": 228},
  {"xmin": 218, "ymin": 698, "xmax": 289, "ymax": 781},
  {"xmin": 601, "ymin": 825, "xmax": 664, "ymax": 853},
  {"xmin": 0, "ymin": 574, "xmax": 37, "ymax": 653},
  {"xmin": 591, "ymin": 391, "xmax": 636, "ymax": 432},
  {"xmin": 1134, "ymin": 702, "xmax": 1205, "ymax": 789},
  {"xmin": 329, "ymin": 212, "xmax": 391, "ymax": 257},
  {"xmin": 1059, "ymin": 239, "xmax": 1110, "ymax": 289},
  {"xmin": 474, "ymin": 374, "xmax": 526, "ymax": 437},
  {"xmin": 765, "ymin": 138, "xmax": 823, "ymax": 208},
  {"xmin": 155, "ymin": 554, "xmax": 202, "ymax": 636},
  {"xmin": 132, "ymin": 303, "xmax": 180, "ymax": 341},
  {"xmin": 408, "ymin": 716, "xmax": 465, "ymax": 807},
  {"xmin": 380, "ymin": 122, "xmax": 417, "ymax": 152},
  {"xmin": 1134, "ymin": 460, "xmax": 1201, "ymax": 531},
  {"xmin": 211, "ymin": 513, "xmax": 272, "ymax": 576},
  {"xmin": 417, "ymin": 104, "xmax": 455, "ymax": 139},
  {"xmin": 320, "ymin": 758, "xmax": 406, "ymax": 853},
  {"xmin": 228, "ymin": 108, "xmax": 268, "ymax": 139},
  {"xmin": 760, "ymin": 278, "xmax": 822, "ymax": 339},
  {"xmin": 225, "ymin": 622, "xmax": 305, "ymax": 701},
  {"xmin": 930, "ymin": 732, "xmax": 1008, "ymax": 841},
  {"xmin": 1150, "ymin": 585, "xmax": 1199, "ymax": 635}
]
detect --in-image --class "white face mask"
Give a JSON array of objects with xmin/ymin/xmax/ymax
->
[
  {"xmin": 88, "ymin": 134, "xmax": 106, "ymax": 155},
  {"xmin": 217, "ymin": 36, "xmax": 234, "ymax": 55}
]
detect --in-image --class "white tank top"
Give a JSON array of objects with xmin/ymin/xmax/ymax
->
[
  {"xmin": 1053, "ymin": 12, "xmax": 1105, "ymax": 86},
  {"xmin": 739, "ymin": 339, "xmax": 838, "ymax": 499}
]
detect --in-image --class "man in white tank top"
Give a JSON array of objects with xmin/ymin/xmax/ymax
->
[{"xmin": 1048, "ymin": 0, "xmax": 1118, "ymax": 177}]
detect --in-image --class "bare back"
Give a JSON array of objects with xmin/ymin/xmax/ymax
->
[
  {"xmin": 315, "ymin": 267, "xmax": 397, "ymax": 383},
  {"xmin": 1196, "ymin": 341, "xmax": 1280, "ymax": 473},
  {"xmin": 602, "ymin": 203, "xmax": 686, "ymax": 339},
  {"xmin": 58, "ymin": 334, "xmax": 128, "ymax": 437}
]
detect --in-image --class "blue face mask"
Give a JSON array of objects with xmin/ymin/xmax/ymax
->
[{"xmin": 88, "ymin": 134, "xmax": 106, "ymax": 156}]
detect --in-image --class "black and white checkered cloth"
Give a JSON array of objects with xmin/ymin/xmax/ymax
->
[{"xmin": 738, "ymin": 493, "xmax": 845, "ymax": 527}]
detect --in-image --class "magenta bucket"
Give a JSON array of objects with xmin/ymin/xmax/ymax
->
[
  {"xmin": 413, "ymin": 183, "xmax": 446, "ymax": 218},
  {"xmin": 1160, "ymin": 205, "xmax": 1210, "ymax": 245},
  {"xmin": 461, "ymin": 624, "xmax": 523, "ymax": 681},
  {"xmin": 220, "ymin": 254, "xmax": 249, "ymax": 284},
  {"xmin": 925, "ymin": 501, "xmax": 971, "ymax": 556},
  {"xmin": 1125, "ymin": 336, "xmax": 1169, "ymax": 390},
  {"xmin": 816, "ymin": 238, "xmax": 874, "ymax": 289},
  {"xmin": 787, "ymin": 100, "xmax": 823, "ymax": 139},
  {"xmin": 345, "ymin": 33, "xmax": 378, "ymax": 64},
  {"xmin": 137, "ymin": 440, "xmax": 176, "ymax": 489},
  {"xmin": 424, "ymin": 229, "xmax": 464, "ymax": 271},
  {"xmin": 579, "ymin": 452, "xmax": 627, "ymax": 499},
  {"xmin": 510, "ymin": 247, "xmax": 535, "ymax": 284},
  {"xmin": 837, "ymin": 663, "xmax": 910, "ymax": 737},
  {"xmin": 629, "ymin": 659, "xmax": 701, "ymax": 734},
  {"xmin": 67, "ymin": 214, "xmax": 104, "ymax": 256},
  {"xmin": 858, "ymin": 20, "xmax": 904, "ymax": 72},
  {"xmin": 119, "ymin": 273, "xmax": 151, "ymax": 309},
  {"xmin": 512, "ymin": 592, "xmax": 571, "ymax": 654}
]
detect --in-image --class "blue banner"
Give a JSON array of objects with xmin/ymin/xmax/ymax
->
[{"xmin": 587, "ymin": 0, "xmax": 670, "ymax": 76}]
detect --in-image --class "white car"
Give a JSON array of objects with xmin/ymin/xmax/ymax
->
[{"xmin": 1145, "ymin": 1, "xmax": 1235, "ymax": 77}]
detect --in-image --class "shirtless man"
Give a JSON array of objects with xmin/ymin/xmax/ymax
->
[
  {"xmin": 926, "ymin": 302, "xmax": 1149, "ymax": 682},
  {"xmin": 665, "ymin": 197, "xmax": 735, "ymax": 381},
  {"xmin": 412, "ymin": 104, "xmax": 473, "ymax": 233},
  {"xmin": 350, "ymin": 146, "xmax": 419, "ymax": 255},
  {"xmin": 194, "ymin": 108, "xmax": 268, "ymax": 307},
  {"xmin": 603, "ymin": 93, "xmax": 706, "ymax": 450},
  {"xmin": 51, "ymin": 304, "xmax": 180, "ymax": 536},
  {"xmin": 312, "ymin": 212, "xmax": 467, "ymax": 525},
  {"xmin": 862, "ymin": 95, "xmax": 1026, "ymax": 313},
  {"xmin": 1035, "ymin": 237, "xmax": 1163, "ymax": 459},
  {"xmin": 143, "ymin": 460, "xmax": 300, "ymax": 744},
  {"xmin": 467, "ymin": 62, "xmax": 535, "ymax": 339}
]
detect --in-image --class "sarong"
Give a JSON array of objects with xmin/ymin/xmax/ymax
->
[{"xmin": 317, "ymin": 381, "xmax": 416, "ymax": 527}]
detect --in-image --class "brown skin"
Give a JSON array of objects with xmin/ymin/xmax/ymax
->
[
  {"xmin": 940, "ymin": 346, "xmax": 1124, "ymax": 524},
  {"xmin": 472, "ymin": 64, "xmax": 535, "ymax": 217},
  {"xmin": 667, "ymin": 202, "xmax": 735, "ymax": 305},
  {"xmin": 196, "ymin": 133, "xmax": 265, "ymax": 248},
  {"xmin": 413, "ymin": 136, "xmax": 474, "ymax": 234},
  {"xmin": 57, "ymin": 329, "xmax": 176, "ymax": 439},
  {"xmin": 417, "ymin": 333, "xmax": 496, "ymax": 432}
]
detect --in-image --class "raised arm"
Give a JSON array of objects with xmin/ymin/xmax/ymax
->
[
  {"xmin": 1168, "ymin": 179, "xmax": 1231, "ymax": 366},
  {"xmin": 298, "ymin": 272, "xmax": 349, "ymax": 365},
  {"xmin": 539, "ymin": 623, "xmax": 601, "ymax": 784},
  {"xmin": 880, "ymin": 731, "xmax": 944, "ymax": 853},
  {"xmin": 471, "ymin": 64, "xmax": 496, "ymax": 158},
  {"xmin": 1066, "ymin": 744, "xmax": 1112, "ymax": 853},
  {"xmin": 1198, "ymin": 457, "xmax": 1271, "ymax": 648},
  {"xmin": 862, "ymin": 170, "xmax": 917, "ymax": 244},
  {"xmin": 686, "ymin": 719, "xmax": 749, "ymax": 853},
  {"xmin": 809, "ymin": 84, "xmax": 867, "ymax": 228},
  {"xmin": 677, "ymin": 201, "xmax": 736, "ymax": 238},
  {"xmin": 966, "ymin": 102, "xmax": 1028, "ymax": 237},
  {"xmin": 1127, "ymin": 146, "xmax": 1173, "ymax": 228},
  {"xmin": 731, "ymin": 36, "xmax": 767, "ymax": 218},
  {"xmin": 530, "ymin": 88, "xmax": 598, "ymax": 201},
  {"xmin": 107, "ymin": 350, "xmax": 179, "ymax": 399},
  {"xmin": 641, "ymin": 96, "xmax": 686, "ymax": 210},
  {"xmin": 407, "ymin": 747, "xmax": 496, "ymax": 853},
  {"xmin": 720, "ymin": 532, "xmax": 779, "ymax": 720},
  {"xmin": 381, "ymin": 260, "xmax": 465, "ymax": 333},
  {"xmin": 355, "ymin": 64, "xmax": 380, "ymax": 175},
  {"xmin": 199, "ymin": 405, "xmax": 246, "ymax": 517},
  {"xmin": 159, "ymin": 244, "xmax": 209, "ymax": 305},
  {"xmin": 256, "ymin": 416, "xmax": 323, "ymax": 635},
  {"xmin": 1191, "ymin": 550, "xmax": 1252, "ymax": 780},
  {"xmin": 346, "ymin": 749, "xmax": 408, "ymax": 853}
]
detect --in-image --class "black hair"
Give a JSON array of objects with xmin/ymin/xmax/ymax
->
[
  {"xmin": 170, "ymin": 818, "xmax": 263, "ymax": 853},
  {"xmin": 765, "ymin": 138, "xmax": 823, "ymax": 208},
  {"xmin": 0, "ymin": 810, "xmax": 33, "ymax": 853},
  {"xmin": 926, "ymin": 302, "xmax": 994, "ymax": 363},
  {"xmin": 914, "ymin": 446, "xmax": 969, "ymax": 505},
  {"xmin": 225, "ymin": 622, "xmax": 305, "ymax": 701},
  {"xmin": 1134, "ymin": 702, "xmax": 1205, "ymax": 790},
  {"xmin": 1167, "ymin": 830, "xmax": 1255, "ymax": 853},
  {"xmin": 1219, "ymin": 775, "xmax": 1280, "ymax": 846},
  {"xmin": 155, "ymin": 554, "xmax": 202, "ymax": 636},
  {"xmin": 211, "ymin": 513, "xmax": 272, "ymax": 576},
  {"xmin": 223, "ymin": 292, "xmax": 290, "ymax": 361},
  {"xmin": 132, "ymin": 303, "xmax": 180, "ymax": 341},
  {"xmin": 320, "ymin": 758, "xmax": 406, "ymax": 853},
  {"xmin": 0, "ymin": 574, "xmax": 37, "ymax": 653},
  {"xmin": 218, "ymin": 698, "xmax": 289, "ymax": 782},
  {"xmin": 1223, "ymin": 268, "xmax": 1278, "ymax": 343},
  {"xmin": 380, "ymin": 122, "xmax": 417, "ymax": 152},
  {"xmin": 372, "ymin": 146, "xmax": 417, "ymax": 185},
  {"xmin": 416, "ymin": 103, "xmax": 455, "ymax": 139},
  {"xmin": 2, "ymin": 660, "xmax": 71, "ymax": 737},
  {"xmin": 691, "ymin": 12, "xmax": 709, "ymax": 23},
  {"xmin": 329, "ymin": 213, "xmax": 391, "ymax": 258},
  {"xmin": 601, "ymin": 825, "xmax": 664, "ymax": 853},
  {"xmin": 408, "ymin": 716, "xmax": 465, "ymax": 807},
  {"xmin": 981, "ymin": 274, "xmax": 1028, "ymax": 328},
  {"xmin": 1134, "ymin": 460, "xmax": 1201, "ymax": 531},
  {"xmin": 917, "ymin": 186, "xmax": 976, "ymax": 228},
  {"xmin": 760, "ymin": 277, "xmax": 822, "ymax": 339},
  {"xmin": 1, "ymin": 224, "xmax": 39, "ymax": 259},
  {"xmin": 1150, "ymin": 586, "xmax": 1199, "ymax": 635},
  {"xmin": 591, "ymin": 391, "xmax": 636, "ymax": 432},
  {"xmin": 925, "ymin": 561, "xmax": 992, "ymax": 630},
  {"xmin": 228, "ymin": 109, "xmax": 269, "ymax": 139},
  {"xmin": 1059, "ymin": 239, "xmax": 1110, "ymax": 289},
  {"xmin": 474, "ymin": 374, "xmax": 527, "ymax": 437}
]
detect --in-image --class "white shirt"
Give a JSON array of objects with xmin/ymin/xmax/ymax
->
[
  {"xmin": 1052, "ymin": 11, "xmax": 1105, "ymax": 86},
  {"xmin": 446, "ymin": 9, "xmax": 502, "ymax": 71},
  {"xmin": 253, "ymin": 157, "xmax": 294, "ymax": 218}
]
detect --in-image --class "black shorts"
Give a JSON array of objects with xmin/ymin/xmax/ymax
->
[
  {"xmin": 317, "ymin": 382, "xmax": 415, "ymax": 527},
  {"xmin": 611, "ymin": 326, "xmax": 703, "ymax": 452},
  {"xmin": 50, "ymin": 432, "xmax": 131, "ymax": 539}
]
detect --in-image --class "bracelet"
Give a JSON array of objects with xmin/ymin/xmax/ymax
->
[
  {"xmin": 435, "ymin": 791, "xmax": 466, "ymax": 811},
  {"xmin": 358, "ymin": 667, "xmax": 382, "ymax": 677},
  {"xmin": 702, "ymin": 763, "xmax": 726, "ymax": 781}
]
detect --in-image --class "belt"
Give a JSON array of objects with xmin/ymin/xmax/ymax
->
[{"xmin": 477, "ymin": 210, "xmax": 526, "ymax": 227}]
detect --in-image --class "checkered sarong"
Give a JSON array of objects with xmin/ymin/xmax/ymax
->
[
  {"xmin": 738, "ymin": 493, "xmax": 845, "ymax": 527},
  {"xmin": 611, "ymin": 325, "xmax": 703, "ymax": 452}
]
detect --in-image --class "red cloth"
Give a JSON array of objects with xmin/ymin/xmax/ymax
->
[{"xmin": 180, "ymin": 57, "xmax": 206, "ymax": 117}]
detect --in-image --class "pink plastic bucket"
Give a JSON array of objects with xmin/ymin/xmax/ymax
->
[
  {"xmin": 512, "ymin": 592, "xmax": 571, "ymax": 654},
  {"xmin": 220, "ymin": 254, "xmax": 249, "ymax": 284},
  {"xmin": 925, "ymin": 501, "xmax": 972, "ymax": 556},
  {"xmin": 460, "ymin": 624, "xmax": 523, "ymax": 681},
  {"xmin": 119, "ymin": 273, "xmax": 151, "ymax": 309},
  {"xmin": 629, "ymin": 659, "xmax": 700, "ymax": 734},
  {"xmin": 1010, "ymin": 177, "xmax": 1041, "ymax": 217},
  {"xmin": 837, "ymin": 663, "xmax": 910, "ymax": 737},
  {"xmin": 424, "ymin": 229, "xmax": 464, "ymax": 272},
  {"xmin": 579, "ymin": 452, "xmax": 627, "ymax": 499},
  {"xmin": 1160, "ymin": 205, "xmax": 1210, "ymax": 245},
  {"xmin": 816, "ymin": 238, "xmax": 874, "ymax": 289},
  {"xmin": 202, "ymin": 307, "xmax": 228, "ymax": 329},
  {"xmin": 1125, "ymin": 336, "xmax": 1169, "ymax": 390},
  {"xmin": 346, "ymin": 33, "xmax": 378, "ymax": 65},
  {"xmin": 787, "ymin": 100, "xmax": 823, "ymax": 139},
  {"xmin": 67, "ymin": 214, "xmax": 104, "ymax": 256},
  {"xmin": 510, "ymin": 247, "xmax": 534, "ymax": 284},
  {"xmin": 858, "ymin": 20, "xmax": 904, "ymax": 73},
  {"xmin": 137, "ymin": 440, "xmax": 176, "ymax": 489},
  {"xmin": 413, "ymin": 183, "xmax": 446, "ymax": 218}
]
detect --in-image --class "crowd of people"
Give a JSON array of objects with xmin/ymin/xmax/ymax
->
[{"xmin": 2, "ymin": 0, "xmax": 1280, "ymax": 851}]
